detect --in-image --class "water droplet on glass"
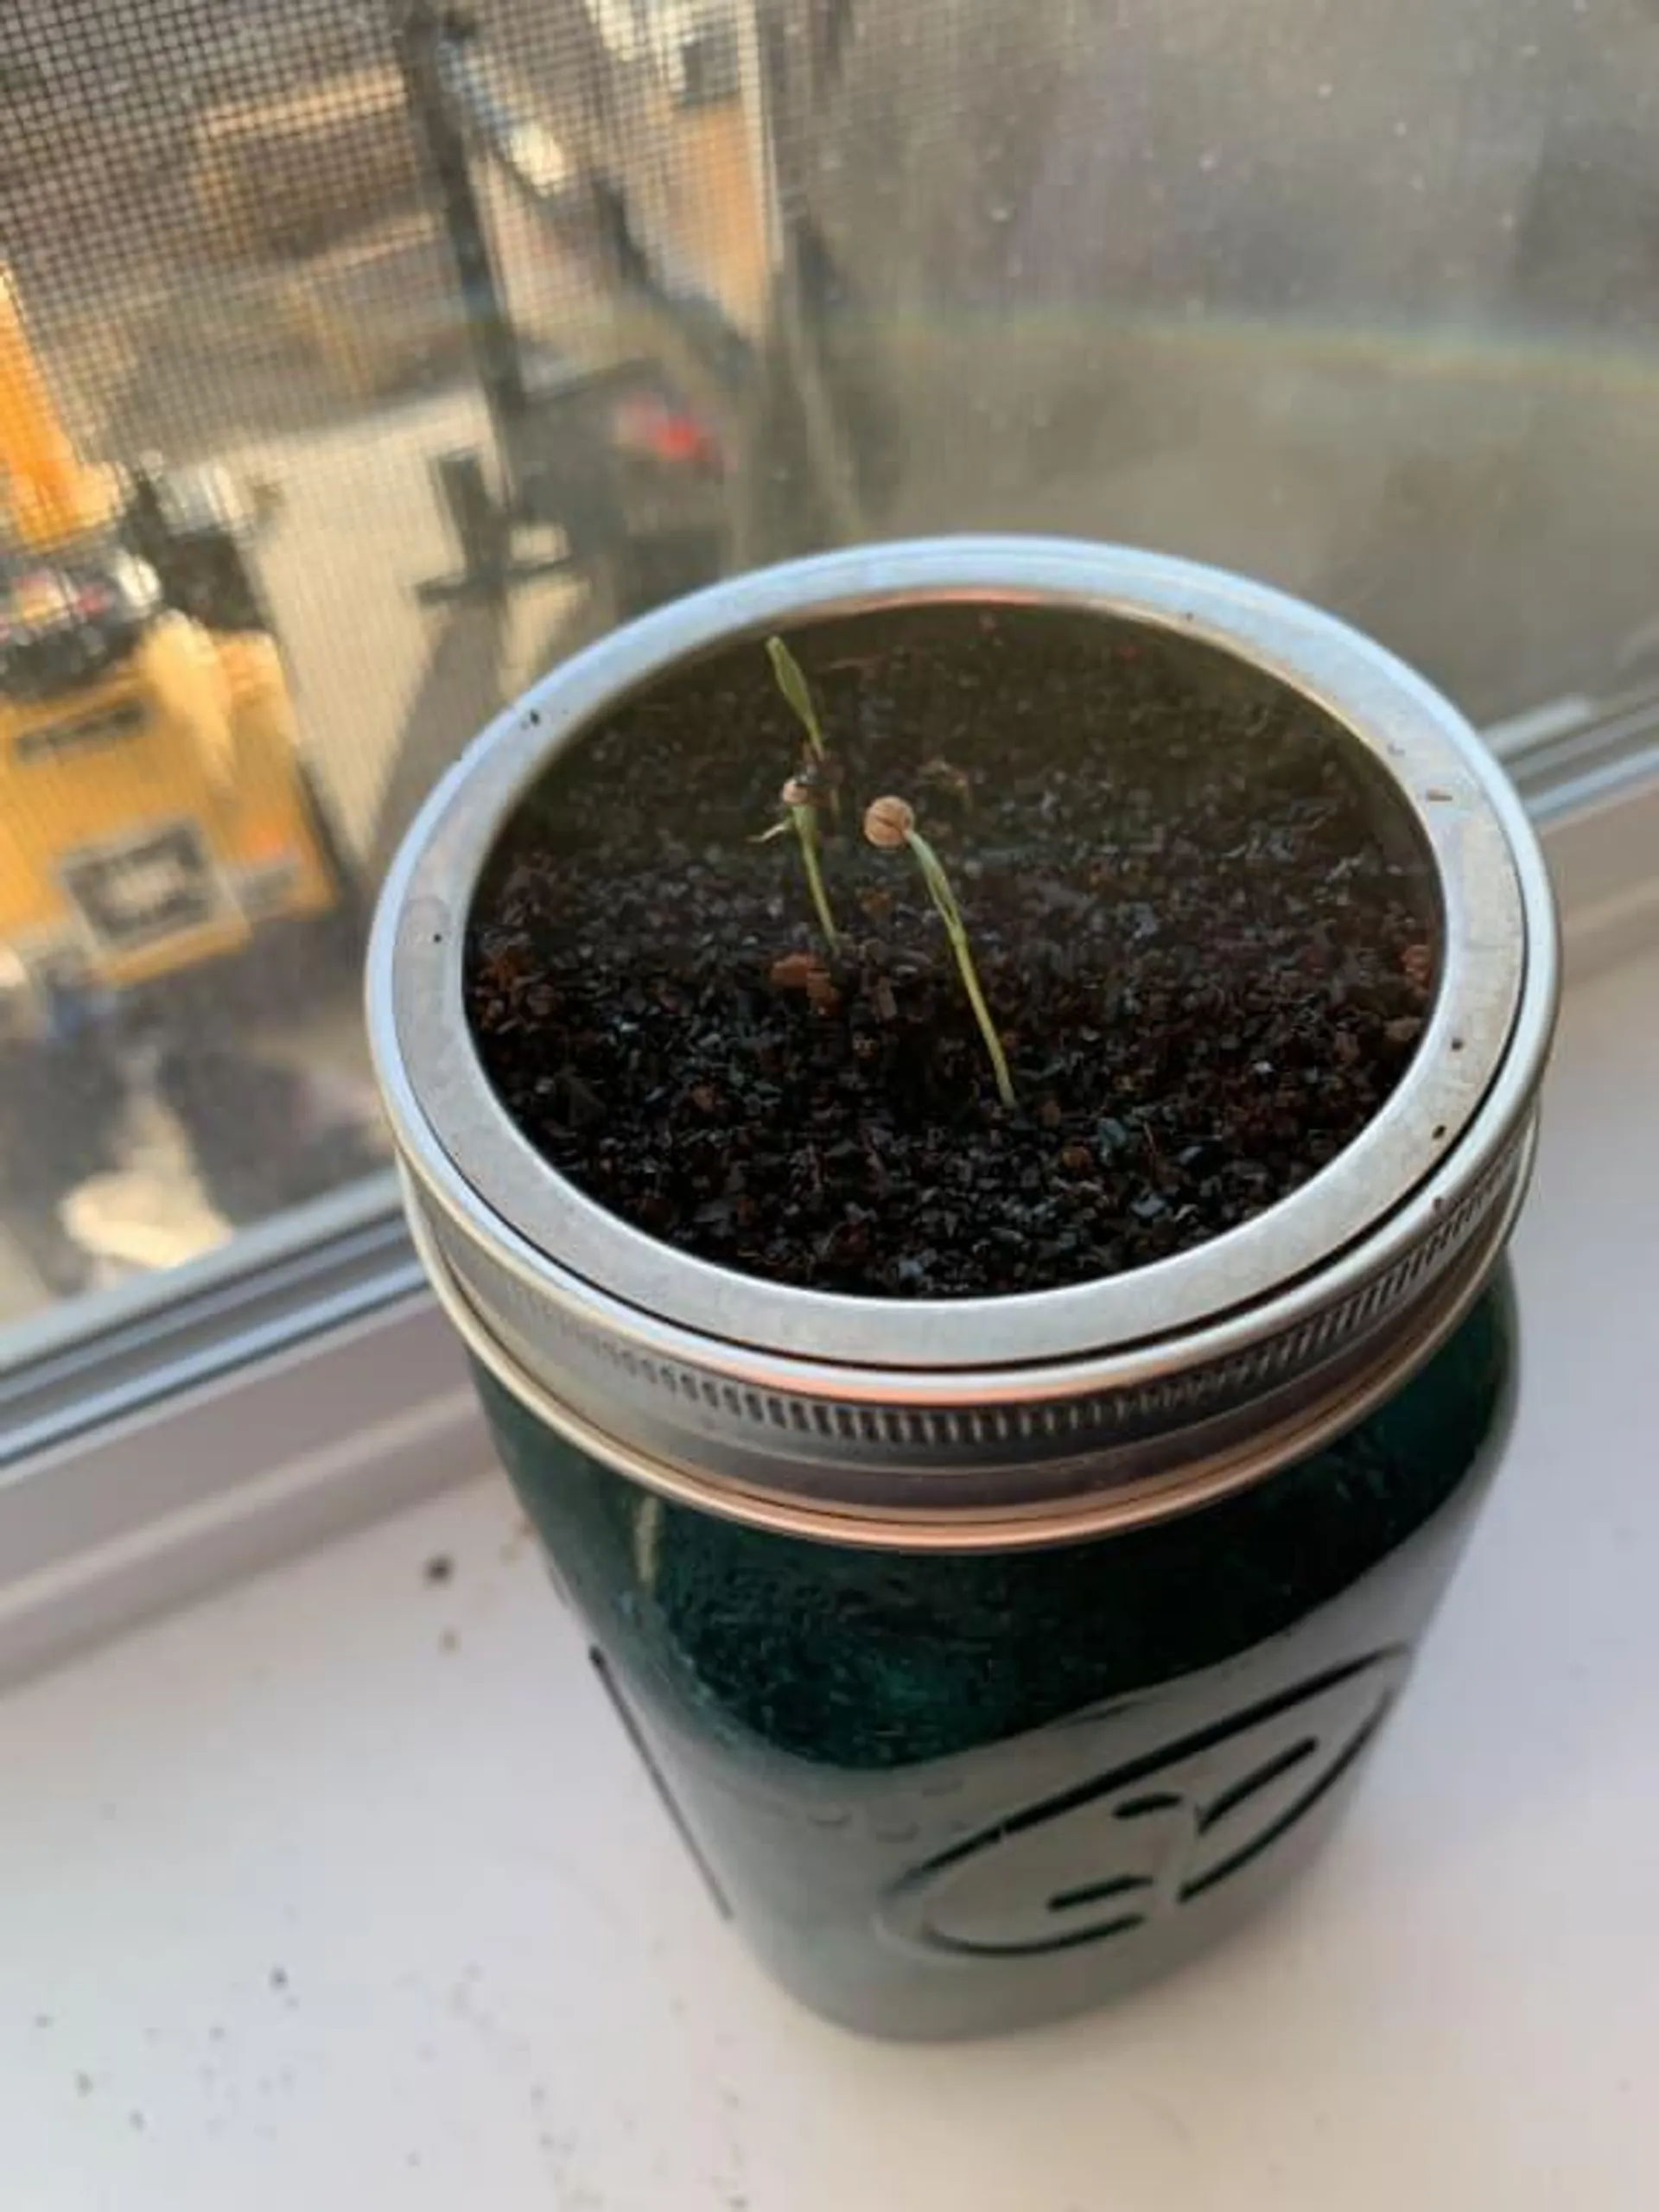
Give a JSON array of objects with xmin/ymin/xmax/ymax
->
[
  {"xmin": 1316, "ymin": 79, "xmax": 1334, "ymax": 99},
  {"xmin": 1198, "ymin": 149, "xmax": 1220, "ymax": 173}
]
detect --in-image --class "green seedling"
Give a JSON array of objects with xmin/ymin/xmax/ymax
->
[
  {"xmin": 764, "ymin": 775, "xmax": 839, "ymax": 950},
  {"xmin": 863, "ymin": 794, "xmax": 1015, "ymax": 1109},
  {"xmin": 767, "ymin": 633, "xmax": 841, "ymax": 820}
]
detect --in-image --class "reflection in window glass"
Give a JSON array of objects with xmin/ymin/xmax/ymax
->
[{"xmin": 1, "ymin": 0, "xmax": 1656, "ymax": 1327}]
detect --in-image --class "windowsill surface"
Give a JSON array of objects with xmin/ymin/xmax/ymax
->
[{"xmin": 2, "ymin": 948, "xmax": 1656, "ymax": 2211}]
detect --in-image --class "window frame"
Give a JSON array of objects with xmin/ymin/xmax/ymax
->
[{"xmin": 2, "ymin": 715, "xmax": 1656, "ymax": 1687}]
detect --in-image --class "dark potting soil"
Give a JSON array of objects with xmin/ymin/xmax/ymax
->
[{"xmin": 466, "ymin": 606, "xmax": 1440, "ymax": 1297}]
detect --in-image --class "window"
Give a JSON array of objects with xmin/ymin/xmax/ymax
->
[{"xmin": 2, "ymin": 1, "xmax": 1656, "ymax": 1662}]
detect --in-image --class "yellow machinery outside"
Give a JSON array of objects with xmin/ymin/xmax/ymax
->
[{"xmin": 0, "ymin": 264, "xmax": 358, "ymax": 1046}]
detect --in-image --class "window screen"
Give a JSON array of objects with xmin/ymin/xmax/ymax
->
[{"xmin": 2, "ymin": 0, "xmax": 1657, "ymax": 1327}]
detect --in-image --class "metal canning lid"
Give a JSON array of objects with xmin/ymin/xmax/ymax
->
[{"xmin": 368, "ymin": 537, "xmax": 1559, "ymax": 1549}]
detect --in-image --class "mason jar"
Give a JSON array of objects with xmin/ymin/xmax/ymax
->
[{"xmin": 368, "ymin": 538, "xmax": 1557, "ymax": 2039}]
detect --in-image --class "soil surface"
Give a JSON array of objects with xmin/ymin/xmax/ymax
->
[{"xmin": 466, "ymin": 605, "xmax": 1440, "ymax": 1298}]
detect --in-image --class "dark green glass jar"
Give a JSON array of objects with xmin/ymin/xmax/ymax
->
[
  {"xmin": 371, "ymin": 542, "xmax": 1557, "ymax": 2039},
  {"xmin": 473, "ymin": 1272, "xmax": 1514, "ymax": 2038}
]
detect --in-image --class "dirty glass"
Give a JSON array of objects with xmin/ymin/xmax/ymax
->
[{"xmin": 0, "ymin": 0, "xmax": 1655, "ymax": 1328}]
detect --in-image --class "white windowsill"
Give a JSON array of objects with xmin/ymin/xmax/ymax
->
[{"xmin": 0, "ymin": 942, "xmax": 1655, "ymax": 2209}]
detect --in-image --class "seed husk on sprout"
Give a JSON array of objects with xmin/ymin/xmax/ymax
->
[
  {"xmin": 862, "ymin": 795, "xmax": 1015, "ymax": 1109},
  {"xmin": 861, "ymin": 794, "xmax": 914, "ymax": 849}
]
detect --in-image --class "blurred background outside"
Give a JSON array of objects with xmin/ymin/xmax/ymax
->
[{"xmin": 3, "ymin": 0, "xmax": 1659, "ymax": 1330}]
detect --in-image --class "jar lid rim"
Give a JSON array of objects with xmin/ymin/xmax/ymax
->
[{"xmin": 369, "ymin": 538, "xmax": 1556, "ymax": 1519}]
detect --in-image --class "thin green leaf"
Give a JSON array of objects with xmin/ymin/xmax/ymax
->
[
  {"xmin": 906, "ymin": 828, "xmax": 1015, "ymax": 1109},
  {"xmin": 767, "ymin": 634, "xmax": 827, "ymax": 762}
]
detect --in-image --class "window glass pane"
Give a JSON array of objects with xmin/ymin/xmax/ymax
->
[{"xmin": 0, "ymin": 0, "xmax": 1654, "ymax": 1331}]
